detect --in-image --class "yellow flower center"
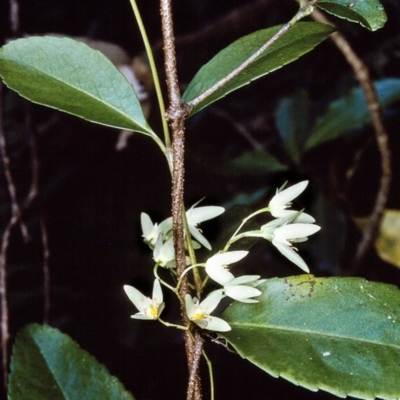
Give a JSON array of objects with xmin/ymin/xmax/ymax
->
[
  {"xmin": 148, "ymin": 303, "xmax": 159, "ymax": 319},
  {"xmin": 192, "ymin": 312, "xmax": 205, "ymax": 321}
]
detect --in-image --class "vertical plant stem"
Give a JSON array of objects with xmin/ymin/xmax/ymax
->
[
  {"xmin": 129, "ymin": 0, "xmax": 171, "ymax": 149},
  {"xmin": 159, "ymin": 0, "xmax": 202, "ymax": 398},
  {"xmin": 22, "ymin": 102, "xmax": 51, "ymax": 324},
  {"xmin": 0, "ymin": 82, "xmax": 11, "ymax": 389}
]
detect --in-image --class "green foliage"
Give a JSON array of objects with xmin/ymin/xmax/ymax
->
[
  {"xmin": 0, "ymin": 36, "xmax": 154, "ymax": 136},
  {"xmin": 228, "ymin": 149, "xmax": 288, "ymax": 175},
  {"xmin": 317, "ymin": 0, "xmax": 387, "ymax": 31},
  {"xmin": 221, "ymin": 275, "xmax": 400, "ymax": 399},
  {"xmin": 8, "ymin": 324, "xmax": 135, "ymax": 400},
  {"xmin": 182, "ymin": 22, "xmax": 334, "ymax": 115},
  {"xmin": 275, "ymin": 90, "xmax": 310, "ymax": 165},
  {"xmin": 305, "ymin": 78, "xmax": 400, "ymax": 150}
]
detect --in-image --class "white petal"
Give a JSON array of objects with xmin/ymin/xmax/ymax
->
[
  {"xmin": 272, "ymin": 241, "xmax": 310, "ymax": 273},
  {"xmin": 200, "ymin": 316, "xmax": 231, "ymax": 332},
  {"xmin": 124, "ymin": 285, "xmax": 149, "ymax": 312},
  {"xmin": 206, "ymin": 251, "xmax": 248, "ymax": 269},
  {"xmin": 276, "ymin": 210, "xmax": 315, "ymax": 223},
  {"xmin": 226, "ymin": 275, "xmax": 261, "ymax": 286},
  {"xmin": 158, "ymin": 216, "xmax": 173, "ymax": 236},
  {"xmin": 275, "ymin": 223, "xmax": 320, "ymax": 241},
  {"xmin": 152, "ymin": 279, "xmax": 163, "ymax": 304},
  {"xmin": 141, "ymin": 213, "xmax": 155, "ymax": 239},
  {"xmin": 206, "ymin": 265, "xmax": 234, "ymax": 286},
  {"xmin": 131, "ymin": 312, "xmax": 155, "ymax": 320},
  {"xmin": 186, "ymin": 206, "xmax": 225, "ymax": 225},
  {"xmin": 225, "ymin": 285, "xmax": 261, "ymax": 301},
  {"xmin": 185, "ymin": 294, "xmax": 196, "ymax": 319},
  {"xmin": 155, "ymin": 237, "xmax": 175, "ymax": 266},
  {"xmin": 152, "ymin": 234, "xmax": 163, "ymax": 259},
  {"xmin": 189, "ymin": 225, "xmax": 212, "ymax": 250},
  {"xmin": 199, "ymin": 289, "xmax": 224, "ymax": 314},
  {"xmin": 269, "ymin": 181, "xmax": 308, "ymax": 212}
]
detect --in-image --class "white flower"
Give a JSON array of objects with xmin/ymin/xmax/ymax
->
[
  {"xmin": 142, "ymin": 204, "xmax": 224, "ymax": 251},
  {"xmin": 185, "ymin": 290, "xmax": 231, "ymax": 332},
  {"xmin": 205, "ymin": 251, "xmax": 262, "ymax": 303},
  {"xmin": 124, "ymin": 279, "xmax": 165, "ymax": 320},
  {"xmin": 153, "ymin": 235, "xmax": 175, "ymax": 268},
  {"xmin": 262, "ymin": 220, "xmax": 321, "ymax": 273},
  {"xmin": 268, "ymin": 181, "xmax": 314, "ymax": 223},
  {"xmin": 185, "ymin": 204, "xmax": 225, "ymax": 250},
  {"xmin": 205, "ymin": 251, "xmax": 248, "ymax": 285},
  {"xmin": 141, "ymin": 213, "xmax": 171, "ymax": 248},
  {"xmin": 224, "ymin": 275, "xmax": 264, "ymax": 303}
]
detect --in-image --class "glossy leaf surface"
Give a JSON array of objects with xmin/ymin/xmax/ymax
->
[
  {"xmin": 317, "ymin": 0, "xmax": 387, "ymax": 31},
  {"xmin": 182, "ymin": 23, "xmax": 334, "ymax": 115},
  {"xmin": 305, "ymin": 78, "xmax": 400, "ymax": 150},
  {"xmin": 0, "ymin": 36, "xmax": 154, "ymax": 135},
  {"xmin": 8, "ymin": 324, "xmax": 135, "ymax": 400},
  {"xmin": 221, "ymin": 275, "xmax": 400, "ymax": 399}
]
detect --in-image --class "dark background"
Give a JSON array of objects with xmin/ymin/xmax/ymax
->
[{"xmin": 1, "ymin": 0, "xmax": 400, "ymax": 399}]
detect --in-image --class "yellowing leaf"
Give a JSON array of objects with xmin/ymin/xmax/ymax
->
[{"xmin": 354, "ymin": 209, "xmax": 400, "ymax": 268}]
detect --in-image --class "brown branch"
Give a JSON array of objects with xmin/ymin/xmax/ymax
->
[
  {"xmin": 0, "ymin": 81, "xmax": 13, "ymax": 389},
  {"xmin": 23, "ymin": 103, "xmax": 51, "ymax": 324},
  {"xmin": 186, "ymin": 332, "xmax": 204, "ymax": 400},
  {"xmin": 210, "ymin": 107, "xmax": 265, "ymax": 150},
  {"xmin": 160, "ymin": 0, "xmax": 202, "ymax": 398},
  {"xmin": 311, "ymin": 9, "xmax": 391, "ymax": 272},
  {"xmin": 160, "ymin": 0, "xmax": 181, "ymax": 111}
]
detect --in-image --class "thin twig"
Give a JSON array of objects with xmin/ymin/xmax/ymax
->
[
  {"xmin": 9, "ymin": 0, "xmax": 20, "ymax": 36},
  {"xmin": 160, "ymin": 0, "xmax": 202, "ymax": 398},
  {"xmin": 311, "ymin": 9, "xmax": 391, "ymax": 272},
  {"xmin": 40, "ymin": 217, "xmax": 50, "ymax": 324},
  {"xmin": 0, "ymin": 81, "xmax": 13, "ymax": 389},
  {"xmin": 23, "ymin": 103, "xmax": 51, "ymax": 323},
  {"xmin": 186, "ymin": 22, "xmax": 292, "ymax": 110},
  {"xmin": 210, "ymin": 107, "xmax": 265, "ymax": 150},
  {"xmin": 185, "ymin": 2, "xmax": 316, "ymax": 111}
]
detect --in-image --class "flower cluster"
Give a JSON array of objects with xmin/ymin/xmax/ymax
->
[
  {"xmin": 123, "ymin": 181, "xmax": 320, "ymax": 333},
  {"xmin": 235, "ymin": 181, "xmax": 320, "ymax": 273}
]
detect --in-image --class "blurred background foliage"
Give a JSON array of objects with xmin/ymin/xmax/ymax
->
[{"xmin": 1, "ymin": 0, "xmax": 400, "ymax": 398}]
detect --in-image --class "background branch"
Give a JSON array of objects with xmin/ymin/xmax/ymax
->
[{"xmin": 311, "ymin": 9, "xmax": 391, "ymax": 273}]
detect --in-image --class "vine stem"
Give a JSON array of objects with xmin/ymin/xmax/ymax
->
[
  {"xmin": 159, "ymin": 0, "xmax": 202, "ymax": 398},
  {"xmin": 311, "ymin": 9, "xmax": 391, "ymax": 272}
]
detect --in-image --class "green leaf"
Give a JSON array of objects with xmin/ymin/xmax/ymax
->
[
  {"xmin": 275, "ymin": 90, "xmax": 310, "ymax": 164},
  {"xmin": 221, "ymin": 275, "xmax": 400, "ymax": 399},
  {"xmin": 317, "ymin": 0, "xmax": 387, "ymax": 31},
  {"xmin": 0, "ymin": 36, "xmax": 154, "ymax": 136},
  {"xmin": 228, "ymin": 149, "xmax": 288, "ymax": 175},
  {"xmin": 305, "ymin": 78, "xmax": 400, "ymax": 150},
  {"xmin": 8, "ymin": 324, "xmax": 135, "ymax": 400},
  {"xmin": 182, "ymin": 22, "xmax": 334, "ymax": 115}
]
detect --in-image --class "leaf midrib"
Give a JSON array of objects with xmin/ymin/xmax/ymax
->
[
  {"xmin": 229, "ymin": 322, "xmax": 400, "ymax": 349},
  {"xmin": 2, "ymin": 55, "xmax": 151, "ymax": 134}
]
